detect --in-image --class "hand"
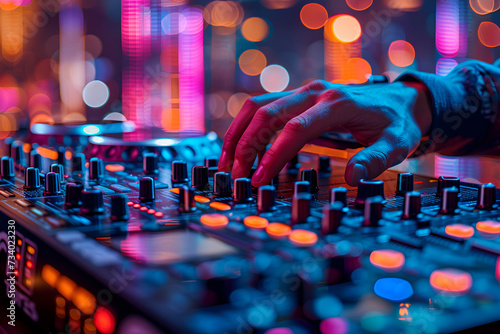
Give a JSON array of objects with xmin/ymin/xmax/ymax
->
[{"xmin": 218, "ymin": 80, "xmax": 432, "ymax": 187}]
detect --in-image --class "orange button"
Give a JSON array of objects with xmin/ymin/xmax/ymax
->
[
  {"xmin": 147, "ymin": 209, "xmax": 156, "ymax": 214},
  {"xmin": 430, "ymin": 268, "xmax": 472, "ymax": 294},
  {"xmin": 154, "ymin": 212, "xmax": 164, "ymax": 218},
  {"xmin": 105, "ymin": 164, "xmax": 125, "ymax": 172},
  {"xmin": 194, "ymin": 195, "xmax": 210, "ymax": 203},
  {"xmin": 244, "ymin": 216, "xmax": 269, "ymax": 229},
  {"xmin": 445, "ymin": 224, "xmax": 474, "ymax": 239},
  {"xmin": 476, "ymin": 221, "xmax": 500, "ymax": 235},
  {"xmin": 266, "ymin": 223, "xmax": 292, "ymax": 238},
  {"xmin": 209, "ymin": 202, "xmax": 232, "ymax": 211},
  {"xmin": 289, "ymin": 229, "xmax": 318, "ymax": 247},
  {"xmin": 170, "ymin": 188, "xmax": 180, "ymax": 194},
  {"xmin": 370, "ymin": 249, "xmax": 405, "ymax": 272},
  {"xmin": 200, "ymin": 214, "xmax": 229, "ymax": 228}
]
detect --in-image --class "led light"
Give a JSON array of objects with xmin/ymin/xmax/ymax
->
[
  {"xmin": 133, "ymin": 204, "xmax": 141, "ymax": 209},
  {"xmin": 105, "ymin": 164, "xmax": 125, "ymax": 172},
  {"xmin": 82, "ymin": 125, "xmax": 100, "ymax": 135},
  {"xmin": 476, "ymin": 220, "xmax": 500, "ymax": 235},
  {"xmin": 17, "ymin": 239, "xmax": 22, "ymax": 246},
  {"xmin": 94, "ymin": 307, "xmax": 116, "ymax": 334},
  {"xmin": 200, "ymin": 214, "xmax": 229, "ymax": 228},
  {"xmin": 42, "ymin": 265, "xmax": 60, "ymax": 287},
  {"xmin": 127, "ymin": 201, "xmax": 134, "ymax": 206},
  {"xmin": 430, "ymin": 268, "xmax": 472, "ymax": 294},
  {"xmin": 72, "ymin": 287, "xmax": 96, "ymax": 315},
  {"xmin": 26, "ymin": 260, "xmax": 33, "ymax": 269},
  {"xmin": 82, "ymin": 80, "xmax": 110, "ymax": 108},
  {"xmin": 445, "ymin": 224, "xmax": 474, "ymax": 239},
  {"xmin": 57, "ymin": 275, "xmax": 77, "ymax": 300},
  {"xmin": 289, "ymin": 229, "xmax": 318, "ymax": 247},
  {"xmin": 266, "ymin": 223, "xmax": 291, "ymax": 238},
  {"xmin": 194, "ymin": 196, "xmax": 210, "ymax": 203},
  {"xmin": 370, "ymin": 250, "xmax": 405, "ymax": 272},
  {"xmin": 244, "ymin": 216, "xmax": 269, "ymax": 229},
  {"xmin": 374, "ymin": 278, "xmax": 413, "ymax": 301},
  {"xmin": 170, "ymin": 188, "xmax": 180, "ymax": 194},
  {"xmin": 209, "ymin": 202, "xmax": 232, "ymax": 211},
  {"xmin": 147, "ymin": 209, "xmax": 156, "ymax": 214},
  {"xmin": 16, "ymin": 254, "xmax": 20, "ymax": 261},
  {"xmin": 154, "ymin": 212, "xmax": 164, "ymax": 218},
  {"xmin": 140, "ymin": 206, "xmax": 148, "ymax": 211}
]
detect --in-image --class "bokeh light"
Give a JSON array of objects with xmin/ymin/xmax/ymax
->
[
  {"xmin": 478, "ymin": 21, "xmax": 500, "ymax": 47},
  {"xmin": 241, "ymin": 17, "xmax": 270, "ymax": 42},
  {"xmin": 261, "ymin": 0, "xmax": 298, "ymax": 10},
  {"xmin": 436, "ymin": 58, "xmax": 458, "ymax": 76},
  {"xmin": 227, "ymin": 92, "xmax": 250, "ymax": 117},
  {"xmin": 162, "ymin": 13, "xmax": 187, "ymax": 35},
  {"xmin": 239, "ymin": 50, "xmax": 267, "ymax": 76},
  {"xmin": 346, "ymin": 0, "xmax": 373, "ymax": 11},
  {"xmin": 388, "ymin": 40, "xmax": 415, "ymax": 67},
  {"xmin": 204, "ymin": 1, "xmax": 243, "ymax": 27},
  {"xmin": 384, "ymin": 0, "xmax": 423, "ymax": 11},
  {"xmin": 332, "ymin": 15, "xmax": 362, "ymax": 43},
  {"xmin": 260, "ymin": 65, "xmax": 290, "ymax": 93},
  {"xmin": 469, "ymin": 0, "xmax": 500, "ymax": 15},
  {"xmin": 300, "ymin": 4, "xmax": 328, "ymax": 30},
  {"xmin": 345, "ymin": 58, "xmax": 372, "ymax": 84},
  {"xmin": 82, "ymin": 80, "xmax": 110, "ymax": 108}
]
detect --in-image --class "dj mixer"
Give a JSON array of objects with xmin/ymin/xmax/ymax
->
[{"xmin": 2, "ymin": 136, "xmax": 500, "ymax": 334}]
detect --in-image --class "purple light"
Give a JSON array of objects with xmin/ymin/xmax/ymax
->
[
  {"xmin": 436, "ymin": 58, "xmax": 458, "ymax": 76},
  {"xmin": 436, "ymin": 0, "xmax": 459, "ymax": 58}
]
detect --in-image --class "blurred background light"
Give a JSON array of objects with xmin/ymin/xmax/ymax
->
[
  {"xmin": 345, "ymin": 58, "xmax": 372, "ymax": 84},
  {"xmin": 469, "ymin": 0, "xmax": 500, "ymax": 15},
  {"xmin": 260, "ymin": 65, "xmax": 290, "ymax": 92},
  {"xmin": 384, "ymin": 0, "xmax": 423, "ymax": 12},
  {"xmin": 241, "ymin": 17, "xmax": 270, "ymax": 42},
  {"xmin": 83, "ymin": 80, "xmax": 110, "ymax": 108},
  {"xmin": 436, "ymin": 58, "xmax": 458, "ymax": 76},
  {"xmin": 436, "ymin": 0, "xmax": 459, "ymax": 57},
  {"xmin": 239, "ymin": 50, "xmax": 267, "ymax": 76},
  {"xmin": 388, "ymin": 40, "xmax": 416, "ymax": 67},
  {"xmin": 300, "ymin": 3, "xmax": 328, "ymax": 30},
  {"xmin": 346, "ymin": 0, "xmax": 373, "ymax": 11},
  {"xmin": 332, "ymin": 15, "xmax": 362, "ymax": 43},
  {"xmin": 227, "ymin": 92, "xmax": 250, "ymax": 118},
  {"xmin": 478, "ymin": 21, "xmax": 500, "ymax": 47},
  {"xmin": 162, "ymin": 13, "xmax": 187, "ymax": 35},
  {"xmin": 261, "ymin": 0, "xmax": 298, "ymax": 10}
]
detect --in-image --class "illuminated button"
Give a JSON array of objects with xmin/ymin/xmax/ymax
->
[
  {"xmin": 194, "ymin": 195, "xmax": 210, "ymax": 203},
  {"xmin": 105, "ymin": 164, "xmax": 125, "ymax": 172},
  {"xmin": 370, "ymin": 249, "xmax": 405, "ymax": 271},
  {"xmin": 445, "ymin": 224, "xmax": 474, "ymax": 239},
  {"xmin": 147, "ymin": 209, "xmax": 156, "ymax": 214},
  {"xmin": 200, "ymin": 214, "xmax": 229, "ymax": 228},
  {"xmin": 140, "ymin": 206, "xmax": 148, "ymax": 211},
  {"xmin": 209, "ymin": 202, "xmax": 231, "ymax": 211},
  {"xmin": 26, "ymin": 260, "xmax": 33, "ymax": 269},
  {"xmin": 17, "ymin": 239, "xmax": 22, "ymax": 246},
  {"xmin": 244, "ymin": 216, "xmax": 269, "ymax": 229},
  {"xmin": 133, "ymin": 204, "xmax": 141, "ymax": 209},
  {"xmin": 127, "ymin": 201, "xmax": 134, "ymax": 206},
  {"xmin": 266, "ymin": 223, "xmax": 291, "ymax": 238},
  {"xmin": 154, "ymin": 212, "xmax": 164, "ymax": 218},
  {"xmin": 289, "ymin": 229, "xmax": 318, "ymax": 247},
  {"xmin": 94, "ymin": 307, "xmax": 116, "ymax": 334},
  {"xmin": 170, "ymin": 188, "xmax": 180, "ymax": 194},
  {"xmin": 27, "ymin": 245, "xmax": 35, "ymax": 255},
  {"xmin": 430, "ymin": 268, "xmax": 472, "ymax": 294},
  {"xmin": 476, "ymin": 221, "xmax": 500, "ymax": 235},
  {"xmin": 16, "ymin": 254, "xmax": 20, "ymax": 261}
]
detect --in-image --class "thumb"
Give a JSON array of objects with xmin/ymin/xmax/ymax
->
[{"xmin": 345, "ymin": 133, "xmax": 410, "ymax": 186}]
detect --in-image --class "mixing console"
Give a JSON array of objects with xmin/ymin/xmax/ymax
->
[{"xmin": 2, "ymin": 137, "xmax": 500, "ymax": 334}]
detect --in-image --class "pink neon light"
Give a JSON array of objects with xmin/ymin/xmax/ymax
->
[
  {"xmin": 178, "ymin": 7, "xmax": 205, "ymax": 134},
  {"xmin": 436, "ymin": 0, "xmax": 459, "ymax": 58},
  {"xmin": 436, "ymin": 58, "xmax": 458, "ymax": 76},
  {"xmin": 0, "ymin": 88, "xmax": 19, "ymax": 113}
]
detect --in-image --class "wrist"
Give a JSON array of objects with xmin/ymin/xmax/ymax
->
[{"xmin": 402, "ymin": 81, "xmax": 432, "ymax": 137}]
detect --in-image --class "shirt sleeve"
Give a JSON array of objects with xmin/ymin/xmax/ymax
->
[{"xmin": 395, "ymin": 59, "xmax": 500, "ymax": 156}]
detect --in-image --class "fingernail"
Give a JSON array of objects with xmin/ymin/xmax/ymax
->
[
  {"xmin": 232, "ymin": 159, "xmax": 242, "ymax": 179},
  {"xmin": 252, "ymin": 165, "xmax": 265, "ymax": 185},
  {"xmin": 352, "ymin": 163, "xmax": 367, "ymax": 184},
  {"xmin": 218, "ymin": 151, "xmax": 228, "ymax": 171}
]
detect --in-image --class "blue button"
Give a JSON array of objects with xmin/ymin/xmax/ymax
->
[{"xmin": 374, "ymin": 278, "xmax": 413, "ymax": 301}]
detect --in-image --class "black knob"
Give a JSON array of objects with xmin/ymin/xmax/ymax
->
[
  {"xmin": 11, "ymin": 142, "xmax": 25, "ymax": 168},
  {"xmin": 291, "ymin": 192, "xmax": 311, "ymax": 225},
  {"xmin": 301, "ymin": 169, "xmax": 319, "ymax": 193},
  {"xmin": 89, "ymin": 157, "xmax": 104, "ymax": 181},
  {"xmin": 322, "ymin": 202, "xmax": 346, "ymax": 235},
  {"xmin": 143, "ymin": 152, "xmax": 158, "ymax": 174},
  {"xmin": 192, "ymin": 166, "xmax": 209, "ymax": 191},
  {"xmin": 50, "ymin": 164, "xmax": 65, "ymax": 184},
  {"xmin": 80, "ymin": 189, "xmax": 105, "ymax": 214},
  {"xmin": 172, "ymin": 160, "xmax": 189, "ymax": 184},
  {"xmin": 319, "ymin": 156, "xmax": 332, "ymax": 174},
  {"xmin": 111, "ymin": 194, "xmax": 130, "ymax": 221},
  {"xmin": 1, "ymin": 156, "xmax": 14, "ymax": 179},
  {"xmin": 30, "ymin": 151, "xmax": 42, "ymax": 170},
  {"xmin": 213, "ymin": 172, "xmax": 232, "ymax": 197},
  {"xmin": 436, "ymin": 176, "xmax": 460, "ymax": 196},
  {"xmin": 234, "ymin": 178, "xmax": 253, "ymax": 203},
  {"xmin": 178, "ymin": 185, "xmax": 196, "ymax": 213},
  {"xmin": 57, "ymin": 147, "xmax": 66, "ymax": 165},
  {"xmin": 204, "ymin": 157, "xmax": 218, "ymax": 168},
  {"xmin": 397, "ymin": 172, "xmax": 414, "ymax": 194},
  {"xmin": 294, "ymin": 181, "xmax": 310, "ymax": 195},
  {"xmin": 24, "ymin": 167, "xmax": 41, "ymax": 190},
  {"xmin": 4, "ymin": 137, "xmax": 13, "ymax": 157},
  {"xmin": 402, "ymin": 191, "xmax": 421, "ymax": 219},
  {"xmin": 65, "ymin": 183, "xmax": 83, "ymax": 207},
  {"xmin": 330, "ymin": 187, "xmax": 347, "ymax": 206},
  {"xmin": 363, "ymin": 196, "xmax": 384, "ymax": 227},
  {"xmin": 258, "ymin": 185, "xmax": 276, "ymax": 212},
  {"xmin": 72, "ymin": 153, "xmax": 85, "ymax": 173},
  {"xmin": 477, "ymin": 183, "xmax": 496, "ymax": 210},
  {"xmin": 44, "ymin": 172, "xmax": 62, "ymax": 196},
  {"xmin": 355, "ymin": 180, "xmax": 385, "ymax": 206},
  {"xmin": 287, "ymin": 154, "xmax": 300, "ymax": 173},
  {"xmin": 440, "ymin": 186, "xmax": 459, "ymax": 214},
  {"xmin": 139, "ymin": 177, "xmax": 155, "ymax": 202}
]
